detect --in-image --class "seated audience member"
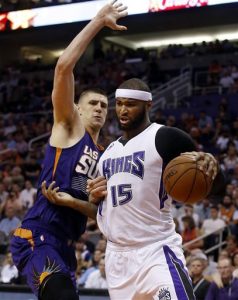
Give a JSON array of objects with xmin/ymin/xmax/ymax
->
[
  {"xmin": 0, "ymin": 252, "xmax": 18, "ymax": 283},
  {"xmin": 224, "ymin": 235, "xmax": 238, "ymax": 257},
  {"xmin": 232, "ymin": 251, "xmax": 238, "ymax": 278},
  {"xmin": 181, "ymin": 216, "xmax": 203, "ymax": 252},
  {"xmin": 77, "ymin": 249, "xmax": 103, "ymax": 287},
  {"xmin": 187, "ymin": 249, "xmax": 218, "ymax": 280},
  {"xmin": 202, "ymin": 205, "xmax": 226, "ymax": 235},
  {"xmin": 189, "ymin": 257, "xmax": 210, "ymax": 300},
  {"xmin": 0, "ymin": 199, "xmax": 20, "ymax": 237},
  {"xmin": 205, "ymin": 257, "xmax": 238, "ymax": 300},
  {"xmin": 219, "ymin": 195, "xmax": 236, "ymax": 224},
  {"xmin": 85, "ymin": 257, "xmax": 107, "ymax": 289},
  {"xmin": 178, "ymin": 204, "xmax": 200, "ymax": 231},
  {"xmin": 194, "ymin": 198, "xmax": 211, "ymax": 226},
  {"xmin": 202, "ymin": 205, "xmax": 226, "ymax": 259},
  {"xmin": 19, "ymin": 180, "xmax": 37, "ymax": 209}
]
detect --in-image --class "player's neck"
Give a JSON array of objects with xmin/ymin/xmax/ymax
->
[
  {"xmin": 86, "ymin": 127, "xmax": 99, "ymax": 144},
  {"xmin": 123, "ymin": 120, "xmax": 151, "ymax": 140}
]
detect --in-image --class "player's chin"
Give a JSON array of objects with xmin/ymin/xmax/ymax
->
[
  {"xmin": 93, "ymin": 120, "xmax": 105, "ymax": 129},
  {"xmin": 119, "ymin": 121, "xmax": 132, "ymax": 129}
]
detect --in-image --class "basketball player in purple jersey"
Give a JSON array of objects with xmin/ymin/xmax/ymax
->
[
  {"xmin": 10, "ymin": 1, "xmax": 128, "ymax": 299},
  {"xmin": 44, "ymin": 78, "xmax": 225, "ymax": 300}
]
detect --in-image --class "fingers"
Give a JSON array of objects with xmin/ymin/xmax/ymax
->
[
  {"xmin": 41, "ymin": 181, "xmax": 60, "ymax": 203},
  {"xmin": 181, "ymin": 151, "xmax": 218, "ymax": 180},
  {"xmin": 115, "ymin": 24, "xmax": 127, "ymax": 31},
  {"xmin": 110, "ymin": 0, "xmax": 117, "ymax": 5},
  {"xmin": 87, "ymin": 176, "xmax": 107, "ymax": 193},
  {"xmin": 113, "ymin": 1, "xmax": 123, "ymax": 9},
  {"xmin": 41, "ymin": 180, "xmax": 47, "ymax": 197}
]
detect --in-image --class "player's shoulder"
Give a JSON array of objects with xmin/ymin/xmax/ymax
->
[
  {"xmin": 103, "ymin": 139, "xmax": 120, "ymax": 153},
  {"xmin": 156, "ymin": 125, "xmax": 192, "ymax": 141},
  {"xmin": 157, "ymin": 125, "xmax": 187, "ymax": 135}
]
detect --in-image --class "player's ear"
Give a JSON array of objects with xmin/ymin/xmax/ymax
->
[
  {"xmin": 146, "ymin": 101, "xmax": 152, "ymax": 110},
  {"xmin": 76, "ymin": 103, "xmax": 83, "ymax": 115}
]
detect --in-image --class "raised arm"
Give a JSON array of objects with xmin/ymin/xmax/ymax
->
[{"xmin": 52, "ymin": 0, "xmax": 128, "ymax": 125}]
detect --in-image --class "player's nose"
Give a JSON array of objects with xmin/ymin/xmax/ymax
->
[
  {"xmin": 95, "ymin": 103, "xmax": 102, "ymax": 112},
  {"xmin": 120, "ymin": 104, "xmax": 128, "ymax": 114}
]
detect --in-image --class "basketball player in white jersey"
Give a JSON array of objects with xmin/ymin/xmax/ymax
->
[{"xmin": 43, "ymin": 79, "xmax": 224, "ymax": 300}]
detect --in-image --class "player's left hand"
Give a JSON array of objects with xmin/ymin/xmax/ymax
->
[
  {"xmin": 96, "ymin": 0, "xmax": 128, "ymax": 31},
  {"xmin": 181, "ymin": 151, "xmax": 218, "ymax": 180},
  {"xmin": 41, "ymin": 181, "xmax": 75, "ymax": 208}
]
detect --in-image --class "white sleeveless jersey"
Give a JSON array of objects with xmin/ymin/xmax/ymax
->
[{"xmin": 97, "ymin": 123, "xmax": 181, "ymax": 247}]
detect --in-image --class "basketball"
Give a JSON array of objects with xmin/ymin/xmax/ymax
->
[{"xmin": 163, "ymin": 155, "xmax": 213, "ymax": 204}]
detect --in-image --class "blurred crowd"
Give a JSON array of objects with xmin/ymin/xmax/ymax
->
[
  {"xmin": 0, "ymin": 40, "xmax": 238, "ymax": 298},
  {"xmin": 0, "ymin": 0, "xmax": 93, "ymax": 12}
]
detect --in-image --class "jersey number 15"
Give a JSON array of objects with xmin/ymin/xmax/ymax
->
[{"xmin": 111, "ymin": 184, "xmax": 132, "ymax": 207}]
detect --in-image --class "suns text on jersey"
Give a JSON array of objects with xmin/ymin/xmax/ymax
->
[{"xmin": 75, "ymin": 145, "xmax": 99, "ymax": 178}]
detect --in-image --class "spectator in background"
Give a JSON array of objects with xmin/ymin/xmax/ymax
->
[
  {"xmin": 216, "ymin": 126, "xmax": 231, "ymax": 153},
  {"xmin": 15, "ymin": 132, "xmax": 28, "ymax": 157},
  {"xmin": 19, "ymin": 180, "xmax": 37, "ymax": 209},
  {"xmin": 0, "ymin": 199, "xmax": 20, "ymax": 237},
  {"xmin": 223, "ymin": 143, "xmax": 238, "ymax": 174},
  {"xmin": 0, "ymin": 183, "xmax": 8, "ymax": 206},
  {"xmin": 205, "ymin": 257, "xmax": 238, "ymax": 300},
  {"xmin": 194, "ymin": 198, "xmax": 211, "ymax": 226},
  {"xmin": 208, "ymin": 60, "xmax": 221, "ymax": 85},
  {"xmin": 85, "ymin": 256, "xmax": 107, "ymax": 289},
  {"xmin": 219, "ymin": 195, "xmax": 236, "ymax": 224},
  {"xmin": 231, "ymin": 194, "xmax": 238, "ymax": 236},
  {"xmin": 178, "ymin": 204, "xmax": 200, "ymax": 231},
  {"xmin": 9, "ymin": 166, "xmax": 25, "ymax": 189},
  {"xmin": 232, "ymin": 251, "xmax": 238, "ymax": 278},
  {"xmin": 77, "ymin": 249, "xmax": 103, "ymax": 287},
  {"xmin": 198, "ymin": 111, "xmax": 214, "ymax": 148},
  {"xmin": 202, "ymin": 205, "xmax": 226, "ymax": 260},
  {"xmin": 189, "ymin": 257, "xmax": 210, "ymax": 300},
  {"xmin": 0, "ymin": 252, "xmax": 18, "ymax": 284},
  {"xmin": 219, "ymin": 70, "xmax": 234, "ymax": 94},
  {"xmin": 198, "ymin": 111, "xmax": 214, "ymax": 134},
  {"xmin": 224, "ymin": 235, "xmax": 238, "ymax": 258},
  {"xmin": 181, "ymin": 216, "xmax": 203, "ymax": 252},
  {"xmin": 186, "ymin": 250, "xmax": 218, "ymax": 282}
]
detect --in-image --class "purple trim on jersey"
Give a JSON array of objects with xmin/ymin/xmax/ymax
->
[
  {"xmin": 159, "ymin": 170, "xmax": 168, "ymax": 209},
  {"xmin": 163, "ymin": 245, "xmax": 193, "ymax": 300},
  {"xmin": 98, "ymin": 201, "xmax": 103, "ymax": 216}
]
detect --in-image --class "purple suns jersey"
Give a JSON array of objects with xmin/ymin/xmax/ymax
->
[{"xmin": 22, "ymin": 131, "xmax": 103, "ymax": 241}]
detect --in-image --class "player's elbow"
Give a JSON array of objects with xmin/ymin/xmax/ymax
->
[{"xmin": 55, "ymin": 56, "xmax": 73, "ymax": 75}]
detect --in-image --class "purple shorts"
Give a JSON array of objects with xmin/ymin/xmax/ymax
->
[{"xmin": 10, "ymin": 226, "xmax": 77, "ymax": 297}]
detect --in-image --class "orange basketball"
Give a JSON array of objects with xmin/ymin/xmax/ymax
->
[{"xmin": 163, "ymin": 155, "xmax": 212, "ymax": 204}]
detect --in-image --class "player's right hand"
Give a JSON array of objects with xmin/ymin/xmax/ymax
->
[
  {"xmin": 41, "ymin": 181, "xmax": 75, "ymax": 208},
  {"xmin": 87, "ymin": 176, "xmax": 107, "ymax": 204},
  {"xmin": 96, "ymin": 0, "xmax": 128, "ymax": 31}
]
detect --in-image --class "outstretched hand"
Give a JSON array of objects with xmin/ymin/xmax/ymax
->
[
  {"xmin": 41, "ymin": 181, "xmax": 75, "ymax": 208},
  {"xmin": 97, "ymin": 0, "xmax": 128, "ymax": 31}
]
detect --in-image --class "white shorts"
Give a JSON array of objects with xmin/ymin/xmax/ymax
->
[{"xmin": 105, "ymin": 241, "xmax": 195, "ymax": 300}]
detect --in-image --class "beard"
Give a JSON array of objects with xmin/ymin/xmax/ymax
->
[{"xmin": 117, "ymin": 107, "xmax": 147, "ymax": 131}]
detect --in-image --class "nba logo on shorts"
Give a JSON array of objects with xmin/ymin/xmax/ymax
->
[{"xmin": 155, "ymin": 287, "xmax": 171, "ymax": 300}]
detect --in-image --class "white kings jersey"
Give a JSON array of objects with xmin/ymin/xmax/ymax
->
[{"xmin": 97, "ymin": 123, "xmax": 182, "ymax": 247}]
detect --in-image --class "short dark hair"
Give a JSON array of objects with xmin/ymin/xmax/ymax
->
[
  {"xmin": 118, "ymin": 78, "xmax": 151, "ymax": 92},
  {"xmin": 210, "ymin": 205, "xmax": 219, "ymax": 211},
  {"xmin": 76, "ymin": 87, "xmax": 107, "ymax": 103}
]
